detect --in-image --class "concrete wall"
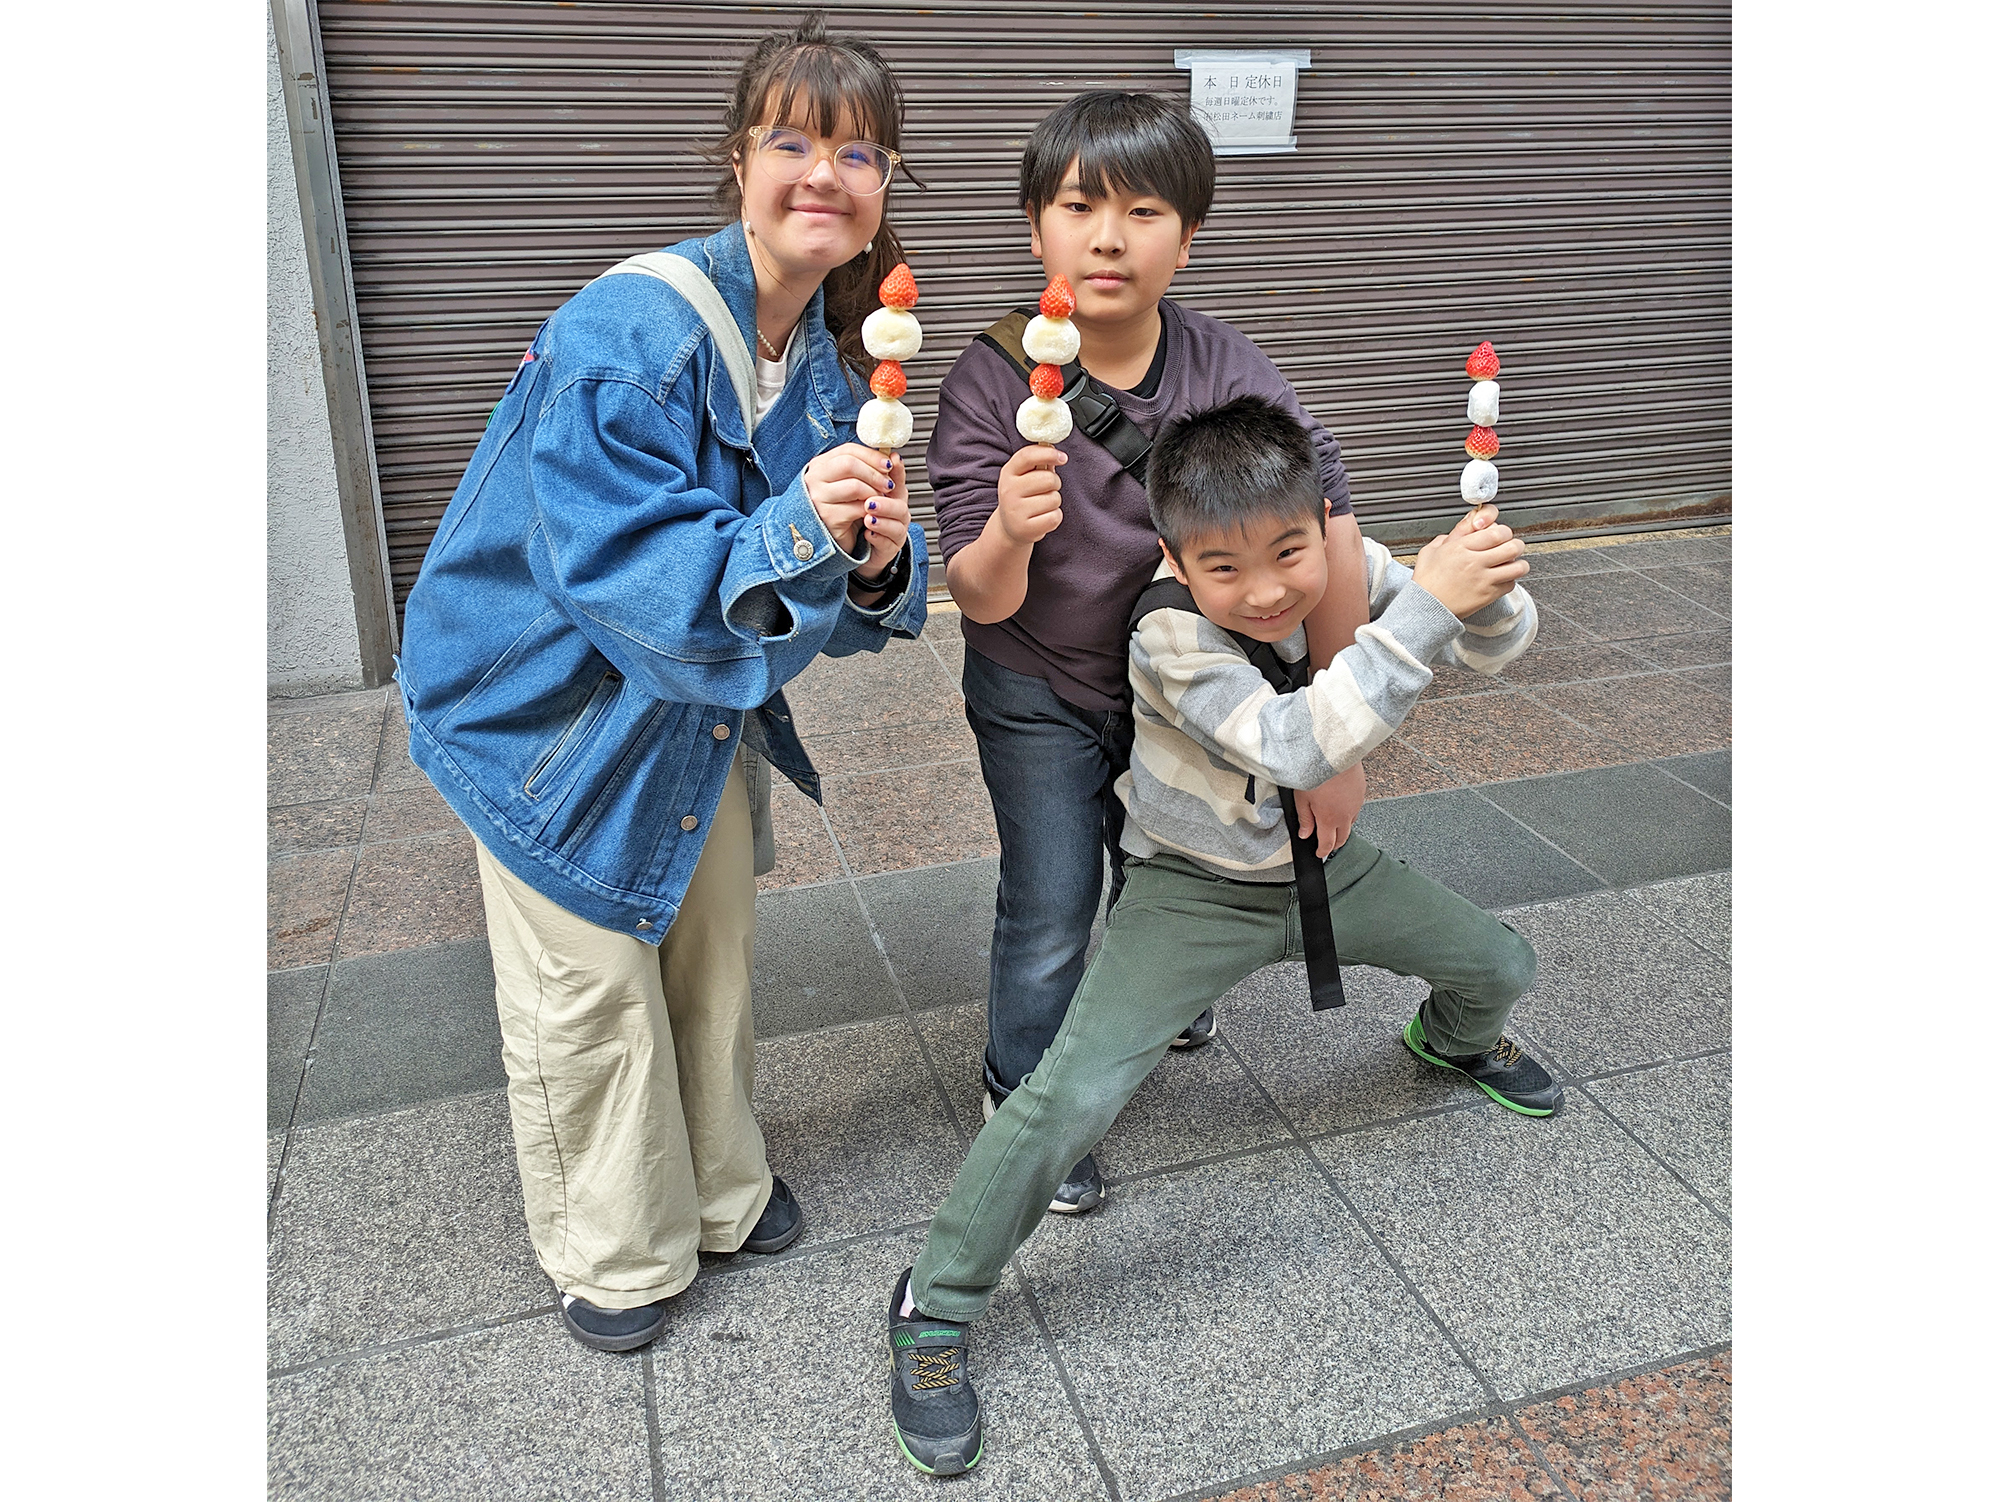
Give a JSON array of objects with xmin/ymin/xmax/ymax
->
[{"xmin": 267, "ymin": 11, "xmax": 364, "ymax": 696}]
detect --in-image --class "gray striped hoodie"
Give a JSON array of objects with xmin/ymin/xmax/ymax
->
[{"xmin": 1115, "ymin": 538, "xmax": 1537, "ymax": 881}]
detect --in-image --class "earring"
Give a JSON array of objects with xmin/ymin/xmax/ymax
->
[{"xmin": 864, "ymin": 240, "xmax": 874, "ymax": 254}]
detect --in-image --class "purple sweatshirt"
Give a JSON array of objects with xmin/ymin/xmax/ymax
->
[{"xmin": 929, "ymin": 298, "xmax": 1354, "ymax": 713}]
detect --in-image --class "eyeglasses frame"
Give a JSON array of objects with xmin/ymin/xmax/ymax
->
[{"xmin": 744, "ymin": 125, "xmax": 902, "ymax": 195}]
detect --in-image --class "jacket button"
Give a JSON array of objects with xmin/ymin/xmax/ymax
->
[
  {"xmin": 712, "ymin": 723, "xmax": 730, "ymax": 740},
  {"xmin": 681, "ymin": 815, "xmax": 699, "ymax": 831},
  {"xmin": 792, "ymin": 539, "xmax": 814, "ymax": 562},
  {"xmin": 636, "ymin": 919, "xmax": 653, "ymax": 931}
]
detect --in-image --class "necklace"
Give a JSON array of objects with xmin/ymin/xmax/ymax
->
[{"xmin": 756, "ymin": 327, "xmax": 784, "ymax": 360}]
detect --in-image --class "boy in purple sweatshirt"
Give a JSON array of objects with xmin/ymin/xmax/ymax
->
[{"xmin": 928, "ymin": 91, "xmax": 1373, "ymax": 1213}]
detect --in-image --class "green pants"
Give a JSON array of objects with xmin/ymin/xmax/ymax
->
[{"xmin": 911, "ymin": 838, "xmax": 1536, "ymax": 1322}]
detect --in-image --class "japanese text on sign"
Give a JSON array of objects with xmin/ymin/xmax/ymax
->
[{"xmin": 1173, "ymin": 49, "xmax": 1312, "ymax": 155}]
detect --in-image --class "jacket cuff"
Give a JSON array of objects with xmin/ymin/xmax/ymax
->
[
  {"xmin": 845, "ymin": 539, "xmax": 914, "ymax": 613},
  {"xmin": 761, "ymin": 476, "xmax": 867, "ymax": 580},
  {"xmin": 1377, "ymin": 583, "xmax": 1467, "ymax": 666}
]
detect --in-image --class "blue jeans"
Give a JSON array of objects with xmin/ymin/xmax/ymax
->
[{"xmin": 962, "ymin": 648, "xmax": 1136, "ymax": 1092}]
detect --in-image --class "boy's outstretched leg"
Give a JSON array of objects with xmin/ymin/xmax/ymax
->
[
  {"xmin": 1320, "ymin": 835, "xmax": 1563, "ymax": 1115},
  {"xmin": 888, "ymin": 1268, "xmax": 982, "ymax": 1474}
]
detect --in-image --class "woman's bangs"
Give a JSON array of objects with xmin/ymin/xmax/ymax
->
[{"xmin": 764, "ymin": 48, "xmax": 896, "ymax": 146}]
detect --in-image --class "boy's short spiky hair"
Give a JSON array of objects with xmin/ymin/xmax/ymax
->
[
  {"xmin": 1147, "ymin": 397, "xmax": 1325, "ymax": 557},
  {"xmin": 1019, "ymin": 91, "xmax": 1216, "ymax": 227}
]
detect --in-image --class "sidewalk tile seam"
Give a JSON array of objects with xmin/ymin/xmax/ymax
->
[
  {"xmin": 1211, "ymin": 1031, "xmax": 1503, "ymax": 1407},
  {"xmin": 1010, "ymin": 1262, "xmax": 1129, "ymax": 1502},
  {"xmin": 267, "ymin": 1301, "xmax": 560, "ymax": 1382},
  {"xmin": 639, "ymin": 1350, "xmax": 670, "ymax": 1502},
  {"xmin": 1649, "ymin": 758, "xmax": 1733, "ymax": 812},
  {"xmin": 1465, "ymin": 786, "xmax": 1617, "ymax": 891},
  {"xmin": 1504, "ymin": 1411, "xmax": 1587, "ymax": 1502},
  {"xmin": 1571, "ymin": 1080, "xmax": 1731, "ymax": 1228}
]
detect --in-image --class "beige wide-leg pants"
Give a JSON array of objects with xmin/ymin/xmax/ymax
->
[{"xmin": 474, "ymin": 753, "xmax": 772, "ymax": 1309}]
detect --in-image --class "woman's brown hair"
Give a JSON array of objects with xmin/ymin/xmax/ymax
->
[{"xmin": 713, "ymin": 12, "xmax": 916, "ymax": 380}]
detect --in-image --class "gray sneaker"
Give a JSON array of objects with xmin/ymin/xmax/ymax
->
[{"xmin": 888, "ymin": 1268, "xmax": 982, "ymax": 1475}]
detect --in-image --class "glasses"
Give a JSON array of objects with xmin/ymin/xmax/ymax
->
[{"xmin": 746, "ymin": 126, "xmax": 900, "ymax": 195}]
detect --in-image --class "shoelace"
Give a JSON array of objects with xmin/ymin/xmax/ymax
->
[
  {"xmin": 1489, "ymin": 1036, "xmax": 1523, "ymax": 1066},
  {"xmin": 909, "ymin": 1347, "xmax": 961, "ymax": 1391}
]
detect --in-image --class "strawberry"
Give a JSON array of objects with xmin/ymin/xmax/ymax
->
[
  {"xmin": 1465, "ymin": 341, "xmax": 1500, "ymax": 380},
  {"xmin": 1029, "ymin": 363, "xmax": 1066, "ymax": 400},
  {"xmin": 878, "ymin": 262, "xmax": 918, "ymax": 309},
  {"xmin": 870, "ymin": 360, "xmax": 907, "ymax": 399},
  {"xmin": 1039, "ymin": 275, "xmax": 1077, "ymax": 319},
  {"xmin": 1465, "ymin": 426, "xmax": 1499, "ymax": 459}
]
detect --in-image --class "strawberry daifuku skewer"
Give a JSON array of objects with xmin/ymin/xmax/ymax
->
[
  {"xmin": 1015, "ymin": 275, "xmax": 1078, "ymax": 444},
  {"xmin": 858, "ymin": 262, "xmax": 921, "ymax": 452},
  {"xmin": 1458, "ymin": 341, "xmax": 1503, "ymax": 506}
]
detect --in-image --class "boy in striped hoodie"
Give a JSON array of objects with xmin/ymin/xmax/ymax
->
[{"xmin": 887, "ymin": 397, "xmax": 1560, "ymax": 1476}]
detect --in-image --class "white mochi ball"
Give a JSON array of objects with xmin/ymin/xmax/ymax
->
[
  {"xmin": 1022, "ymin": 314, "xmax": 1081, "ymax": 365},
  {"xmin": 1460, "ymin": 459, "xmax": 1499, "ymax": 504},
  {"xmin": 1015, "ymin": 395, "xmax": 1074, "ymax": 445},
  {"xmin": 1467, "ymin": 380, "xmax": 1500, "ymax": 427},
  {"xmin": 861, "ymin": 307, "xmax": 922, "ymax": 360},
  {"xmin": 856, "ymin": 397, "xmax": 912, "ymax": 450}
]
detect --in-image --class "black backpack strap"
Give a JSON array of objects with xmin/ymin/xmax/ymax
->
[
  {"xmin": 1127, "ymin": 580, "xmax": 1348, "ymax": 1011},
  {"xmin": 977, "ymin": 310, "xmax": 1154, "ymax": 484}
]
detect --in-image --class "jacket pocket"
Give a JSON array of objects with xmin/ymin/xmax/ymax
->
[{"xmin": 524, "ymin": 669, "xmax": 622, "ymax": 799}]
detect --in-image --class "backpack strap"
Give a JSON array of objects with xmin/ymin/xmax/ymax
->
[
  {"xmin": 597, "ymin": 251, "xmax": 759, "ymax": 440},
  {"xmin": 1127, "ymin": 577, "xmax": 1348, "ymax": 1011},
  {"xmin": 978, "ymin": 309, "xmax": 1155, "ymax": 483}
]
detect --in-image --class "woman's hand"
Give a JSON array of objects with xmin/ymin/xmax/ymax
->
[{"xmin": 803, "ymin": 444, "xmax": 900, "ymax": 556}]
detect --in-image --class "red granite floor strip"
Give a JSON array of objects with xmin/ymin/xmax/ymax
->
[
  {"xmin": 1516, "ymin": 1352, "xmax": 1731, "ymax": 1501},
  {"xmin": 1204, "ymin": 1415, "xmax": 1562, "ymax": 1501}
]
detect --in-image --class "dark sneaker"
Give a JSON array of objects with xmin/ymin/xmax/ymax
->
[
  {"xmin": 888, "ymin": 1267, "xmax": 982, "ymax": 1475},
  {"xmin": 1403, "ymin": 1014, "xmax": 1563, "ymax": 1116},
  {"xmin": 738, "ymin": 1175, "xmax": 803, "ymax": 1255},
  {"xmin": 1170, "ymin": 1007, "xmax": 1218, "ymax": 1050},
  {"xmin": 983, "ymin": 1084, "xmax": 1106, "ymax": 1215},
  {"xmin": 558, "ymin": 1292, "xmax": 669, "ymax": 1352}
]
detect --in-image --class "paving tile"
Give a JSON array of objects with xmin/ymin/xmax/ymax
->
[
  {"xmin": 337, "ymin": 830, "xmax": 486, "ymax": 961},
  {"xmin": 1526, "ymin": 572, "xmax": 1727, "ymax": 643},
  {"xmin": 1524, "ymin": 607, "xmax": 1593, "ymax": 649},
  {"xmin": 297, "ymin": 939, "xmax": 505, "ymax": 1126},
  {"xmin": 1398, "ymin": 692, "xmax": 1627, "ymax": 785},
  {"xmin": 267, "ymin": 1317, "xmax": 648, "ymax": 1501},
  {"xmin": 1519, "ymin": 544, "xmax": 1633, "ymax": 578},
  {"xmin": 785, "ymin": 635, "xmax": 964, "ymax": 736},
  {"xmin": 1518, "ymin": 1351, "xmax": 1732, "ymax": 1501},
  {"xmin": 858, "ymin": 857, "xmax": 997, "ymax": 1013},
  {"xmin": 652, "ymin": 1229, "xmax": 1111, "ymax": 1501},
  {"xmin": 1530, "ymin": 674, "xmax": 1730, "ymax": 761},
  {"xmin": 1628, "ymin": 871, "xmax": 1731, "ymax": 964},
  {"xmin": 1637, "ymin": 561, "xmax": 1731, "ymax": 618},
  {"xmin": 757, "ymin": 775, "xmax": 846, "ymax": 893},
  {"xmin": 923, "ymin": 605, "xmax": 967, "ymax": 681},
  {"xmin": 1205, "ymin": 1414, "xmax": 1561, "ymax": 1500},
  {"xmin": 1604, "ymin": 532, "xmax": 1732, "ymax": 566},
  {"xmin": 1363, "ymin": 737, "xmax": 1461, "ymax": 799},
  {"xmin": 267, "ymin": 1091, "xmax": 545, "ymax": 1370},
  {"xmin": 269, "ymin": 846, "xmax": 357, "ymax": 970},
  {"xmin": 821, "ymin": 757, "xmax": 999, "ymax": 876},
  {"xmin": 1680, "ymin": 663, "xmax": 1729, "ymax": 702},
  {"xmin": 1620, "ymin": 630, "xmax": 1730, "ymax": 670},
  {"xmin": 1419, "ymin": 662, "xmax": 1500, "ymax": 700},
  {"xmin": 1218, "ymin": 963, "xmax": 1474, "ymax": 1135},
  {"xmin": 745, "ymin": 1017, "xmax": 964, "ymax": 1252},
  {"xmin": 1481, "ymin": 764, "xmax": 1730, "ymax": 889},
  {"xmin": 1499, "ymin": 641, "xmax": 1653, "ymax": 688},
  {"xmin": 360, "ymin": 782, "xmax": 461, "ymax": 844},
  {"xmin": 752, "ymin": 879, "xmax": 901, "ymax": 1036},
  {"xmin": 1498, "ymin": 890, "xmax": 1731, "ymax": 1076},
  {"xmin": 801, "ymin": 714, "xmax": 979, "ymax": 775},
  {"xmin": 269, "ymin": 799, "xmax": 366, "ymax": 856},
  {"xmin": 270, "ymin": 1130, "xmax": 285, "ymax": 1199},
  {"xmin": 1585, "ymin": 1053, "xmax": 1732, "ymax": 1216},
  {"xmin": 270, "ymin": 693, "xmax": 388, "ymax": 805},
  {"xmin": 269, "ymin": 966, "xmax": 325, "ymax": 1132},
  {"xmin": 1021, "ymin": 1147, "xmax": 1487, "ymax": 1502},
  {"xmin": 1313, "ymin": 1097, "xmax": 1730, "ymax": 1400},
  {"xmin": 1654, "ymin": 749, "xmax": 1731, "ymax": 807},
  {"xmin": 1355, "ymin": 790, "xmax": 1603, "ymax": 911},
  {"xmin": 372, "ymin": 695, "xmax": 431, "ymax": 792},
  {"xmin": 913, "ymin": 1001, "xmax": 1008, "ymax": 1143}
]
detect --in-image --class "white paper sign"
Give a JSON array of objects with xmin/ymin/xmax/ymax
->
[{"xmin": 1174, "ymin": 49, "xmax": 1311, "ymax": 155}]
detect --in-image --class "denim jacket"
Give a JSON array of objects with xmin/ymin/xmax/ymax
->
[{"xmin": 398, "ymin": 223, "xmax": 928, "ymax": 941}]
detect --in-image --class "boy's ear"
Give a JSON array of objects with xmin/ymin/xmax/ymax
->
[
  {"xmin": 1159, "ymin": 537, "xmax": 1190, "ymax": 586},
  {"xmin": 1176, "ymin": 217, "xmax": 1199, "ymax": 271},
  {"xmin": 1027, "ymin": 209, "xmax": 1044, "ymax": 263}
]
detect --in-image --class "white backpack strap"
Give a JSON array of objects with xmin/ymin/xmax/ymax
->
[{"xmin": 597, "ymin": 251, "xmax": 759, "ymax": 439}]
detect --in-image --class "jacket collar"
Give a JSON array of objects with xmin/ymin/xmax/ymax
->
[{"xmin": 694, "ymin": 223, "xmax": 860, "ymax": 453}]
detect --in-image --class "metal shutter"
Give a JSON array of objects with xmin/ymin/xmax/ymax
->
[{"xmin": 313, "ymin": 0, "xmax": 1729, "ymax": 609}]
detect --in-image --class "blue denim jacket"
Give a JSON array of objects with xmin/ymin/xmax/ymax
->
[{"xmin": 398, "ymin": 223, "xmax": 927, "ymax": 941}]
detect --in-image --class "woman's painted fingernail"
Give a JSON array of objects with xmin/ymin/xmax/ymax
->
[
  {"xmin": 867, "ymin": 498, "xmax": 877, "ymax": 511},
  {"xmin": 866, "ymin": 516, "xmax": 876, "ymax": 528}
]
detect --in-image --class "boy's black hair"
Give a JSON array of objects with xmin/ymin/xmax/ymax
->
[
  {"xmin": 1147, "ymin": 397, "xmax": 1325, "ymax": 558},
  {"xmin": 1019, "ymin": 91, "xmax": 1216, "ymax": 227}
]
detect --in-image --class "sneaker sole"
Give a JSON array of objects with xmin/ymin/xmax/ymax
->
[
  {"xmin": 892, "ymin": 1423, "xmax": 984, "ymax": 1476},
  {"xmin": 1402, "ymin": 1018, "xmax": 1557, "ymax": 1118},
  {"xmin": 740, "ymin": 1218, "xmax": 803, "ymax": 1255},
  {"xmin": 558, "ymin": 1303, "xmax": 667, "ymax": 1353},
  {"xmin": 1168, "ymin": 1030, "xmax": 1217, "ymax": 1050}
]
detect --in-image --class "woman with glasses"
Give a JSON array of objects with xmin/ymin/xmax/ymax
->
[{"xmin": 397, "ymin": 13, "xmax": 925, "ymax": 1354}]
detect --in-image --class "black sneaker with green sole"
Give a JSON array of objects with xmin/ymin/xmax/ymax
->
[
  {"xmin": 1403, "ymin": 1013, "xmax": 1563, "ymax": 1116},
  {"xmin": 888, "ymin": 1267, "xmax": 982, "ymax": 1475}
]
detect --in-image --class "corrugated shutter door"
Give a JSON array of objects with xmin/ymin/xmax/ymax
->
[{"xmin": 316, "ymin": 1, "xmax": 1730, "ymax": 610}]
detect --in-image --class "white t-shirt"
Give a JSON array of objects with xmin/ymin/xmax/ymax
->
[{"xmin": 754, "ymin": 326, "xmax": 797, "ymax": 423}]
